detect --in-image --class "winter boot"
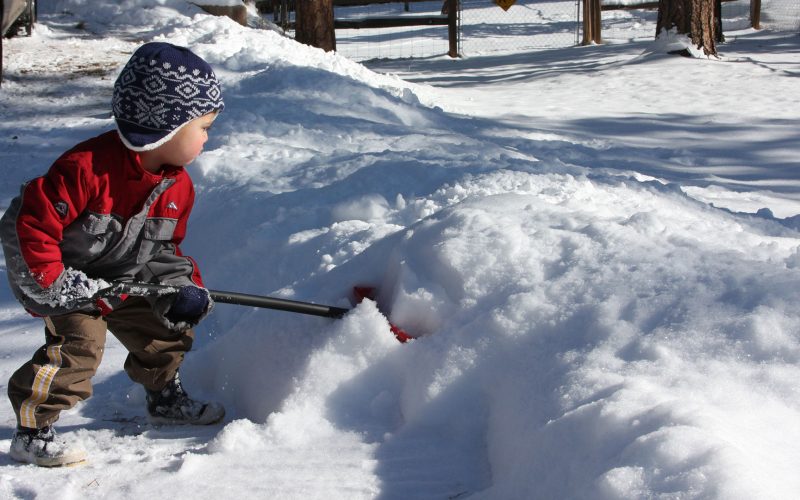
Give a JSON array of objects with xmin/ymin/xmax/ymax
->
[
  {"xmin": 146, "ymin": 372, "xmax": 225, "ymax": 425},
  {"xmin": 9, "ymin": 426, "xmax": 87, "ymax": 467}
]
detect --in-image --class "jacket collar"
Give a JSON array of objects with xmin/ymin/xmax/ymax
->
[{"xmin": 122, "ymin": 139, "xmax": 185, "ymax": 181}]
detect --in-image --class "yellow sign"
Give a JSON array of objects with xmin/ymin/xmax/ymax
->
[{"xmin": 494, "ymin": 0, "xmax": 517, "ymax": 10}]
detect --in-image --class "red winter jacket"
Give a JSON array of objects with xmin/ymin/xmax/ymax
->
[{"xmin": 0, "ymin": 131, "xmax": 204, "ymax": 316}]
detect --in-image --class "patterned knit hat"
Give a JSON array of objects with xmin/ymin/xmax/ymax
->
[{"xmin": 112, "ymin": 42, "xmax": 224, "ymax": 151}]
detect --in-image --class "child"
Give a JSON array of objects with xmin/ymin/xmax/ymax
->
[{"xmin": 0, "ymin": 42, "xmax": 226, "ymax": 467}]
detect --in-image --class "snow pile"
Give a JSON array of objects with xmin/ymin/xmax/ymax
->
[
  {"xmin": 188, "ymin": 168, "xmax": 800, "ymax": 498},
  {"xmin": 0, "ymin": 1, "xmax": 799, "ymax": 498}
]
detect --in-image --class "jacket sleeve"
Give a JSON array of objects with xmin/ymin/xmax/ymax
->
[
  {"xmin": 0, "ymin": 157, "xmax": 92, "ymax": 311},
  {"xmin": 139, "ymin": 175, "xmax": 205, "ymax": 288}
]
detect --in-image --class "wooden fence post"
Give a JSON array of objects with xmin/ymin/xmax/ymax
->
[
  {"xmin": 1, "ymin": 0, "xmax": 4, "ymax": 87},
  {"xmin": 750, "ymin": 0, "xmax": 761, "ymax": 29},
  {"xmin": 592, "ymin": 0, "xmax": 601, "ymax": 43},
  {"xmin": 582, "ymin": 0, "xmax": 592, "ymax": 44},
  {"xmin": 582, "ymin": 0, "xmax": 602, "ymax": 44},
  {"xmin": 447, "ymin": 0, "xmax": 459, "ymax": 57}
]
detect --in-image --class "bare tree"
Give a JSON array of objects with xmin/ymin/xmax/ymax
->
[
  {"xmin": 656, "ymin": 0, "xmax": 718, "ymax": 56},
  {"xmin": 295, "ymin": 0, "xmax": 336, "ymax": 52}
]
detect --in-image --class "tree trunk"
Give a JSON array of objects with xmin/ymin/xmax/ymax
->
[
  {"xmin": 656, "ymin": 0, "xmax": 717, "ymax": 56},
  {"xmin": 295, "ymin": 0, "xmax": 336, "ymax": 52}
]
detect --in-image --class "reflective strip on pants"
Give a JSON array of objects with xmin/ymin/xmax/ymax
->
[{"xmin": 18, "ymin": 319, "xmax": 64, "ymax": 429}]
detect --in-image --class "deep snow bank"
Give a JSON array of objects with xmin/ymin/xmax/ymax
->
[
  {"xmin": 97, "ymin": 3, "xmax": 800, "ymax": 497},
  {"xmin": 188, "ymin": 161, "xmax": 800, "ymax": 498},
  {"xmin": 184, "ymin": 44, "xmax": 800, "ymax": 493}
]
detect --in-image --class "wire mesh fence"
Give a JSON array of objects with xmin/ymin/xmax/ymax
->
[
  {"xmin": 266, "ymin": 0, "xmax": 799, "ymax": 62},
  {"xmin": 287, "ymin": 1, "xmax": 581, "ymax": 61},
  {"xmin": 597, "ymin": 5, "xmax": 659, "ymax": 42},
  {"xmin": 458, "ymin": 0, "xmax": 581, "ymax": 55},
  {"xmin": 599, "ymin": 0, "xmax": 797, "ymax": 43},
  {"xmin": 333, "ymin": 1, "xmax": 454, "ymax": 61},
  {"xmin": 760, "ymin": 0, "xmax": 800, "ymax": 29},
  {"xmin": 722, "ymin": 0, "xmax": 758, "ymax": 30}
]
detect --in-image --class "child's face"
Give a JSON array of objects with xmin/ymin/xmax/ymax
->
[{"xmin": 157, "ymin": 111, "xmax": 218, "ymax": 167}]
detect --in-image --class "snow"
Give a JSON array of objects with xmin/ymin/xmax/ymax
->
[
  {"xmin": 192, "ymin": 0, "xmax": 244, "ymax": 7},
  {"xmin": 1, "ymin": 0, "xmax": 800, "ymax": 498}
]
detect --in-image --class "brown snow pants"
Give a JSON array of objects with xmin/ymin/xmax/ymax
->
[{"xmin": 7, "ymin": 297, "xmax": 194, "ymax": 429}]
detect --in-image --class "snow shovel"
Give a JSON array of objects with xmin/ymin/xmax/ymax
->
[{"xmin": 96, "ymin": 282, "xmax": 412, "ymax": 343}]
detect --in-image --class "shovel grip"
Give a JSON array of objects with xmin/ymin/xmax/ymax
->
[{"xmin": 102, "ymin": 282, "xmax": 350, "ymax": 319}]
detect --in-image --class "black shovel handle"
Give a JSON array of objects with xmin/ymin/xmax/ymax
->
[{"xmin": 101, "ymin": 282, "xmax": 350, "ymax": 319}]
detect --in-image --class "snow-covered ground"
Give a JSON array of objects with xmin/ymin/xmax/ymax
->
[{"xmin": 1, "ymin": 1, "xmax": 799, "ymax": 498}]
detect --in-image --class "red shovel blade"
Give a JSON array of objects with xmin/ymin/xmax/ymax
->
[{"xmin": 353, "ymin": 286, "xmax": 413, "ymax": 343}]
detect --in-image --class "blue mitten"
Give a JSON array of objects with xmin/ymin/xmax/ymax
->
[{"xmin": 165, "ymin": 286, "xmax": 211, "ymax": 324}]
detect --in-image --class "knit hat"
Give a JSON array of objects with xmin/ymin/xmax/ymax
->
[{"xmin": 112, "ymin": 42, "xmax": 224, "ymax": 151}]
